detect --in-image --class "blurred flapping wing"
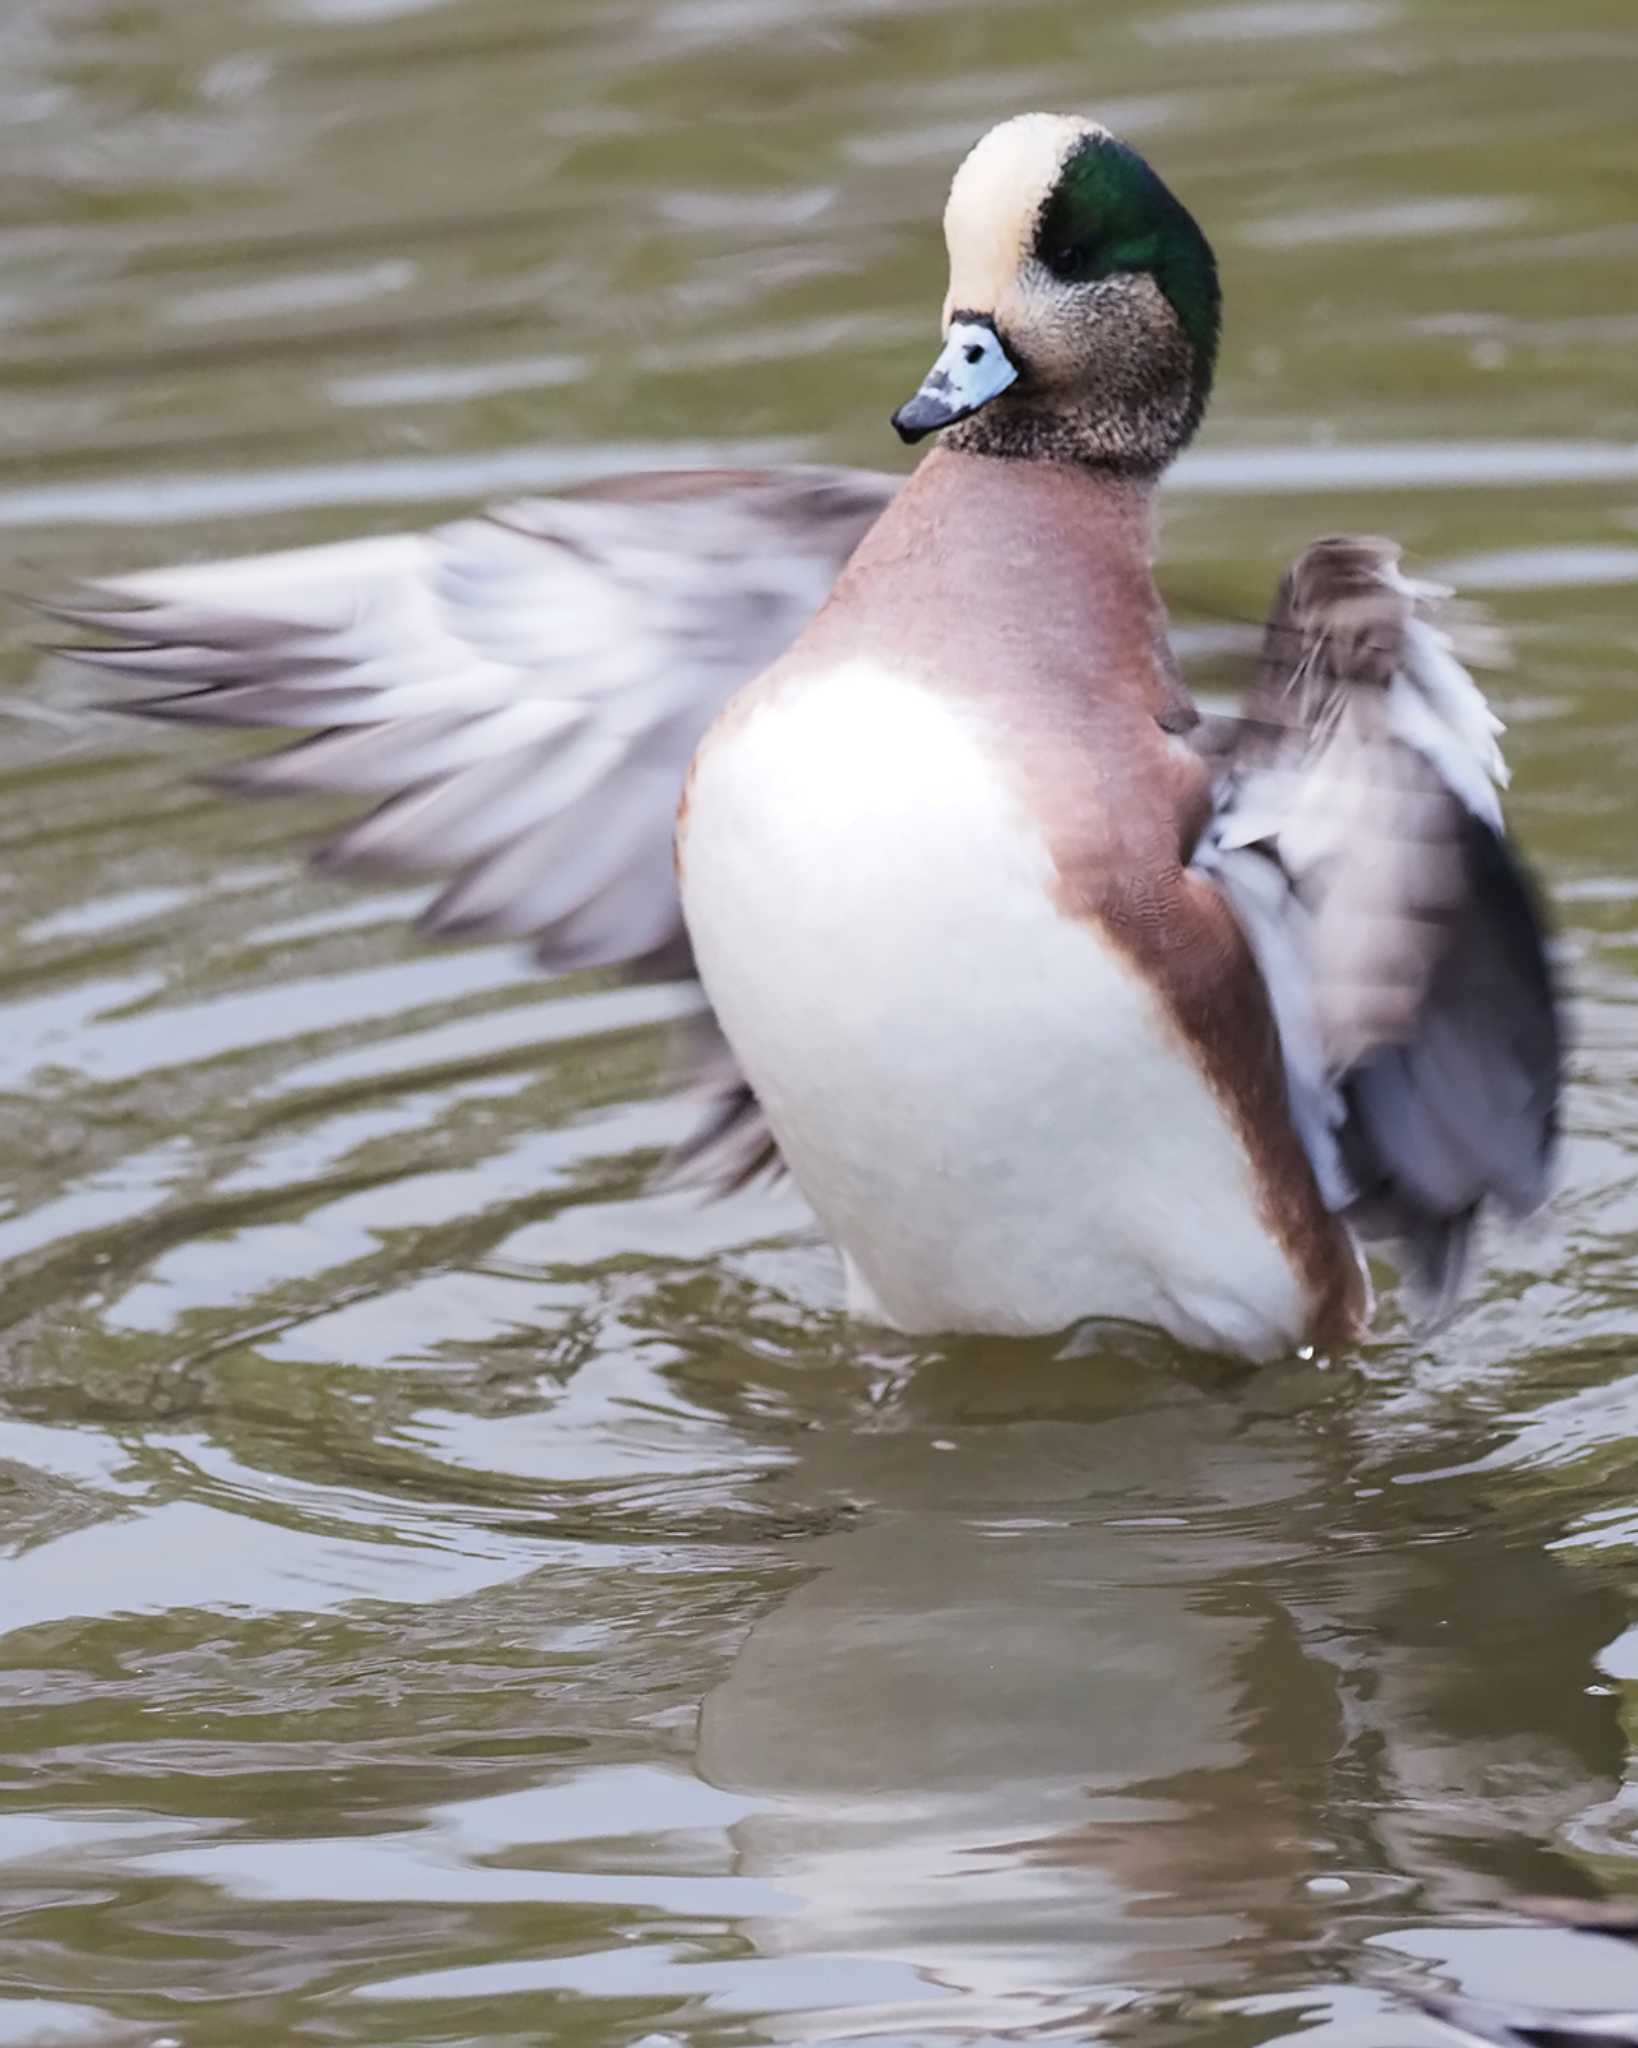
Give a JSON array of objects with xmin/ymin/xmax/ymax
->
[
  {"xmin": 46, "ymin": 465, "xmax": 897, "ymax": 1188},
  {"xmin": 1195, "ymin": 537, "xmax": 1562, "ymax": 1310}
]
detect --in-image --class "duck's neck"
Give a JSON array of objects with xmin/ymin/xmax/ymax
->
[
  {"xmin": 813, "ymin": 447, "xmax": 1191, "ymax": 729},
  {"xmin": 945, "ymin": 388, "xmax": 1185, "ymax": 476}
]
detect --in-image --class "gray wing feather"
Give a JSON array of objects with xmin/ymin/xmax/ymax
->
[
  {"xmin": 45, "ymin": 465, "xmax": 897, "ymax": 1186},
  {"xmin": 1195, "ymin": 536, "xmax": 1561, "ymax": 1312}
]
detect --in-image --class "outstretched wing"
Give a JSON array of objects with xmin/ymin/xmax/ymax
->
[
  {"xmin": 1194, "ymin": 536, "xmax": 1562, "ymax": 1311},
  {"xmin": 43, "ymin": 464, "xmax": 897, "ymax": 1188}
]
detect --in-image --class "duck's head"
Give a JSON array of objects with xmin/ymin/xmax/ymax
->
[{"xmin": 893, "ymin": 114, "xmax": 1221, "ymax": 476}]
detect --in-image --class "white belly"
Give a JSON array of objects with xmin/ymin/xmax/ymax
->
[{"xmin": 679, "ymin": 660, "xmax": 1311, "ymax": 1357}]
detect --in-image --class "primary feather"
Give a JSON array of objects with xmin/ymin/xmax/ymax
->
[
  {"xmin": 47, "ymin": 465, "xmax": 896, "ymax": 1184},
  {"xmin": 1196, "ymin": 536, "xmax": 1561, "ymax": 1310}
]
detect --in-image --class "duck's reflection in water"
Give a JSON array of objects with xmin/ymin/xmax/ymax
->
[{"xmin": 693, "ymin": 1340, "xmax": 1629, "ymax": 2036}]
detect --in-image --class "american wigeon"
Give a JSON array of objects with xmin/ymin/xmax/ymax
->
[{"xmin": 52, "ymin": 113, "xmax": 1560, "ymax": 1359}]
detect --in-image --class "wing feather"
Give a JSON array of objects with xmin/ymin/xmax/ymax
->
[
  {"xmin": 45, "ymin": 465, "xmax": 897, "ymax": 1186},
  {"xmin": 1196, "ymin": 536, "xmax": 1562, "ymax": 1313}
]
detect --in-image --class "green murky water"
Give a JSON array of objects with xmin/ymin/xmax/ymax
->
[{"xmin": 2, "ymin": 1, "xmax": 1637, "ymax": 2042}]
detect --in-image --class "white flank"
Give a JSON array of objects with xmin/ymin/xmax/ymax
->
[{"xmin": 680, "ymin": 661, "xmax": 1313, "ymax": 1357}]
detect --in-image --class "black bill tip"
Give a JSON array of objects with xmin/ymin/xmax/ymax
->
[{"xmin": 890, "ymin": 390, "xmax": 957, "ymax": 445}]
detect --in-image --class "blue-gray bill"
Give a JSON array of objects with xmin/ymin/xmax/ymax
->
[{"xmin": 891, "ymin": 319, "xmax": 1018, "ymax": 443}]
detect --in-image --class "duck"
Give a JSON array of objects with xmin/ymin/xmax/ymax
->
[{"xmin": 45, "ymin": 112, "xmax": 1561, "ymax": 1360}]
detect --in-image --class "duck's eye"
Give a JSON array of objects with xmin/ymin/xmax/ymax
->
[{"xmin": 1047, "ymin": 238, "xmax": 1103, "ymax": 281}]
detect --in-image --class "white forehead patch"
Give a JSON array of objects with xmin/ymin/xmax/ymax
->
[{"xmin": 941, "ymin": 113, "xmax": 1111, "ymax": 323}]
